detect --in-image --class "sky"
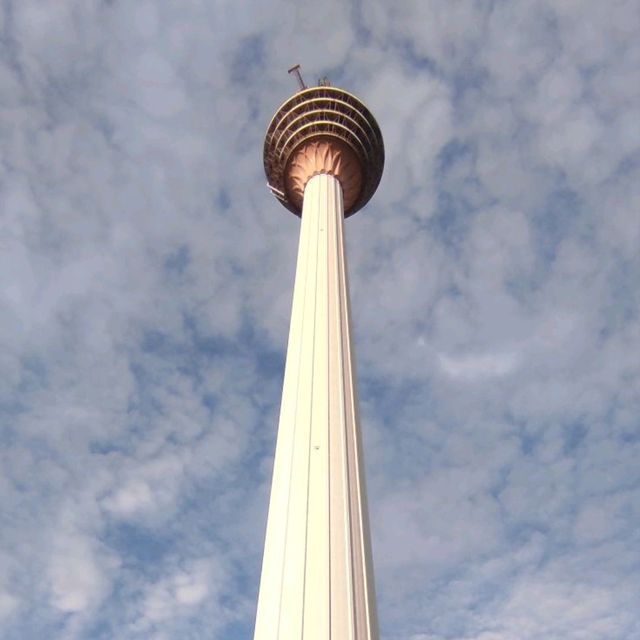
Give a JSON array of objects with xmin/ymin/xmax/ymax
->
[{"xmin": 0, "ymin": 1, "xmax": 639, "ymax": 639}]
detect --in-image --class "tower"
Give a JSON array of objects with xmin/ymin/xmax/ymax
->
[{"xmin": 255, "ymin": 72, "xmax": 384, "ymax": 639}]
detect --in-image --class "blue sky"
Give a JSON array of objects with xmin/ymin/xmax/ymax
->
[{"xmin": 1, "ymin": 1, "xmax": 639, "ymax": 639}]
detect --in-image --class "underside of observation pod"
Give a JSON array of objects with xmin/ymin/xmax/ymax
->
[{"xmin": 264, "ymin": 85, "xmax": 385, "ymax": 217}]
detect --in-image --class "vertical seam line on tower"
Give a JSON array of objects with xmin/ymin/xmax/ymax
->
[
  {"xmin": 327, "ymin": 175, "xmax": 333, "ymax": 638},
  {"xmin": 335, "ymin": 179, "xmax": 356, "ymax": 639},
  {"xmin": 338, "ymin": 197, "xmax": 363, "ymax": 639},
  {"xmin": 300, "ymin": 175, "xmax": 322, "ymax": 637}
]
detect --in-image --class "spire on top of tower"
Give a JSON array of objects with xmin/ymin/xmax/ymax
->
[{"xmin": 287, "ymin": 64, "xmax": 306, "ymax": 91}]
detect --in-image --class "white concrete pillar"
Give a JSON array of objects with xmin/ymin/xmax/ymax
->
[{"xmin": 254, "ymin": 172, "xmax": 378, "ymax": 640}]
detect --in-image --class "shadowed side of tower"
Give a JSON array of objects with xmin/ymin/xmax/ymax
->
[{"xmin": 255, "ymin": 83, "xmax": 384, "ymax": 640}]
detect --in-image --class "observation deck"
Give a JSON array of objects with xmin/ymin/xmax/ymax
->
[{"xmin": 264, "ymin": 85, "xmax": 384, "ymax": 217}]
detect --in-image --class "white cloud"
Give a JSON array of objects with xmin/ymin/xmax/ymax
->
[
  {"xmin": 439, "ymin": 350, "xmax": 520, "ymax": 380},
  {"xmin": 103, "ymin": 480, "xmax": 156, "ymax": 518},
  {"xmin": 0, "ymin": 592, "xmax": 18, "ymax": 620},
  {"xmin": 48, "ymin": 530, "xmax": 118, "ymax": 614},
  {"xmin": 130, "ymin": 556, "xmax": 235, "ymax": 637}
]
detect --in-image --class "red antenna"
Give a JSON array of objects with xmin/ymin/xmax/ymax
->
[{"xmin": 288, "ymin": 64, "xmax": 307, "ymax": 91}]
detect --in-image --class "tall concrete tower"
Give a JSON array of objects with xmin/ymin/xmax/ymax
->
[{"xmin": 255, "ymin": 71, "xmax": 384, "ymax": 640}]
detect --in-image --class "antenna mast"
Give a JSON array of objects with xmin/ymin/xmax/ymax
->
[{"xmin": 287, "ymin": 64, "xmax": 307, "ymax": 91}]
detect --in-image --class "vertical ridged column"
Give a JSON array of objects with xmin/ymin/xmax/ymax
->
[{"xmin": 254, "ymin": 173, "xmax": 378, "ymax": 640}]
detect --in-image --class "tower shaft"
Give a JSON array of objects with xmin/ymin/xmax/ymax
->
[{"xmin": 255, "ymin": 174, "xmax": 378, "ymax": 639}]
